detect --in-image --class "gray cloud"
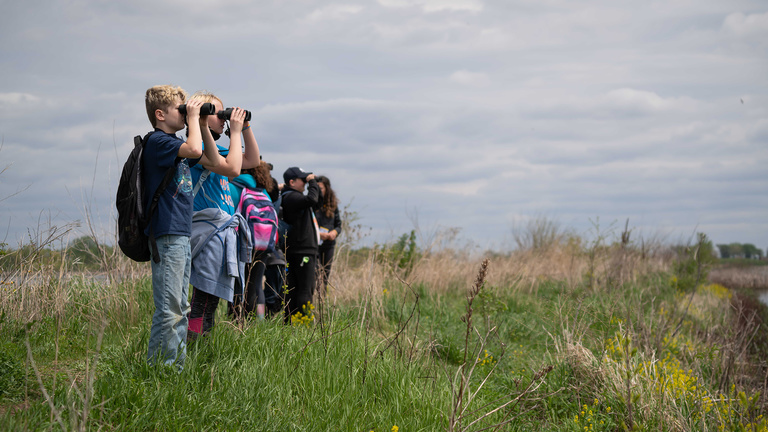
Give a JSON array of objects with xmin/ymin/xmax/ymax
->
[{"xmin": 0, "ymin": 0, "xmax": 766, "ymax": 251}]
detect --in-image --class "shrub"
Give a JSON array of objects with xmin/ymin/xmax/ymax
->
[{"xmin": 673, "ymin": 233, "xmax": 715, "ymax": 292}]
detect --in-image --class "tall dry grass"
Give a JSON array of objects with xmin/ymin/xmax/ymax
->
[
  {"xmin": 2, "ymin": 214, "xmax": 679, "ymax": 329},
  {"xmin": 328, "ymin": 230, "xmax": 672, "ymax": 304},
  {"xmin": 0, "ymin": 220, "xmax": 149, "ymax": 326},
  {"xmin": 710, "ymin": 265, "xmax": 768, "ymax": 291}
]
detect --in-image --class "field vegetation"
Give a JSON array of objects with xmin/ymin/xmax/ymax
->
[{"xmin": 1, "ymin": 216, "xmax": 768, "ymax": 431}]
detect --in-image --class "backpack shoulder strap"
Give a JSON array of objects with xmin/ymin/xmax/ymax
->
[
  {"xmin": 193, "ymin": 168, "xmax": 210, "ymax": 197},
  {"xmin": 236, "ymin": 184, "xmax": 248, "ymax": 214},
  {"xmin": 142, "ymin": 130, "xmax": 155, "ymax": 146},
  {"xmin": 144, "ymin": 130, "xmax": 178, "ymax": 219}
]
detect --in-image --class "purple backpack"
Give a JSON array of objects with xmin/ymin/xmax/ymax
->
[{"xmin": 237, "ymin": 187, "xmax": 279, "ymax": 252}]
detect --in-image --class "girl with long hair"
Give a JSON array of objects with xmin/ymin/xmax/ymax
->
[{"xmin": 314, "ymin": 175, "xmax": 342, "ymax": 296}]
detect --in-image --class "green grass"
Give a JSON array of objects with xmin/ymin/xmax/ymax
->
[
  {"xmin": 1, "ymin": 261, "xmax": 767, "ymax": 431},
  {"xmin": 717, "ymin": 258, "xmax": 768, "ymax": 268}
]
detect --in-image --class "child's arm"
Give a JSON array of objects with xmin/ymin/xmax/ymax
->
[
  {"xmin": 198, "ymin": 116, "xmax": 222, "ymax": 169},
  {"xmin": 305, "ymin": 174, "xmax": 320, "ymax": 206},
  {"xmin": 240, "ymin": 119, "xmax": 260, "ymax": 170},
  {"xmin": 202, "ymin": 108, "xmax": 245, "ymax": 178},
  {"xmin": 281, "ymin": 175, "xmax": 319, "ymax": 213},
  {"xmin": 177, "ymin": 99, "xmax": 203, "ymax": 159}
]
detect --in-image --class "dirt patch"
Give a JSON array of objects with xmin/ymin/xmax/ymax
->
[{"xmin": 0, "ymin": 399, "xmax": 31, "ymax": 416}]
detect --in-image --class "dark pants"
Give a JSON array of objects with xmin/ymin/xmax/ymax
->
[
  {"xmin": 317, "ymin": 244, "xmax": 336, "ymax": 296},
  {"xmin": 229, "ymin": 252, "xmax": 266, "ymax": 320},
  {"xmin": 284, "ymin": 253, "xmax": 317, "ymax": 322},
  {"xmin": 264, "ymin": 264, "xmax": 285, "ymax": 316},
  {"xmin": 188, "ymin": 287, "xmax": 220, "ymax": 338}
]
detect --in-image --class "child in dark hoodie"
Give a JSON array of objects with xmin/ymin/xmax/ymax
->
[{"xmin": 280, "ymin": 167, "xmax": 320, "ymax": 323}]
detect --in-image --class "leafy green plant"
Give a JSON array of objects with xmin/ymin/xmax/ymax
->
[
  {"xmin": 0, "ymin": 343, "xmax": 24, "ymax": 399},
  {"xmin": 380, "ymin": 230, "xmax": 420, "ymax": 276},
  {"xmin": 673, "ymin": 233, "xmax": 715, "ymax": 292}
]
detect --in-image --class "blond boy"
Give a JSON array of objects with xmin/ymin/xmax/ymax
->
[{"xmin": 143, "ymin": 85, "xmax": 218, "ymax": 368}]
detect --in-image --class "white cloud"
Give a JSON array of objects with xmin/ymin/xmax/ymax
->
[
  {"xmin": 722, "ymin": 11, "xmax": 768, "ymax": 36},
  {"xmin": 305, "ymin": 4, "xmax": 363, "ymax": 22},
  {"xmin": 427, "ymin": 178, "xmax": 487, "ymax": 196},
  {"xmin": 603, "ymin": 88, "xmax": 697, "ymax": 113},
  {"xmin": 449, "ymin": 70, "xmax": 490, "ymax": 86},
  {"xmin": 604, "ymin": 88, "xmax": 671, "ymax": 111},
  {"xmin": 0, "ymin": 92, "xmax": 41, "ymax": 104},
  {"xmin": 259, "ymin": 98, "xmax": 402, "ymax": 115},
  {"xmin": 378, "ymin": 0, "xmax": 483, "ymax": 13}
]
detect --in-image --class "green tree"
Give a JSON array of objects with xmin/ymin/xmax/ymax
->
[
  {"xmin": 674, "ymin": 233, "xmax": 715, "ymax": 291},
  {"xmin": 728, "ymin": 242, "xmax": 744, "ymax": 258},
  {"xmin": 717, "ymin": 244, "xmax": 731, "ymax": 258},
  {"xmin": 66, "ymin": 235, "xmax": 103, "ymax": 269},
  {"xmin": 742, "ymin": 243, "xmax": 760, "ymax": 259},
  {"xmin": 381, "ymin": 230, "xmax": 420, "ymax": 276}
]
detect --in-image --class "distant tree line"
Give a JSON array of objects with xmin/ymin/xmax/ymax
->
[
  {"xmin": 0, "ymin": 235, "xmax": 113, "ymax": 272},
  {"xmin": 716, "ymin": 243, "xmax": 765, "ymax": 259}
]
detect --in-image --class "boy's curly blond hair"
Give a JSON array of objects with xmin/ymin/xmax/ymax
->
[{"xmin": 145, "ymin": 85, "xmax": 188, "ymax": 128}]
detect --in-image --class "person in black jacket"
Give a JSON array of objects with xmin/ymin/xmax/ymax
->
[
  {"xmin": 314, "ymin": 175, "xmax": 342, "ymax": 297},
  {"xmin": 280, "ymin": 167, "xmax": 319, "ymax": 323}
]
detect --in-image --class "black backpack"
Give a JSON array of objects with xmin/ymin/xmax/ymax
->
[{"xmin": 115, "ymin": 131, "xmax": 177, "ymax": 263}]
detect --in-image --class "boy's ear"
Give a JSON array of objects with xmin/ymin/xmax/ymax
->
[{"xmin": 155, "ymin": 108, "xmax": 165, "ymax": 122}]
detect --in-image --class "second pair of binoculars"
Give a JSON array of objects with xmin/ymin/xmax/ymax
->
[{"xmin": 178, "ymin": 103, "xmax": 252, "ymax": 122}]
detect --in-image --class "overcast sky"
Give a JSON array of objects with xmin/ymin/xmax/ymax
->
[{"xmin": 1, "ymin": 0, "xmax": 766, "ymax": 252}]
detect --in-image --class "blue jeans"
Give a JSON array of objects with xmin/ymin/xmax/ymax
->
[{"xmin": 148, "ymin": 234, "xmax": 191, "ymax": 368}]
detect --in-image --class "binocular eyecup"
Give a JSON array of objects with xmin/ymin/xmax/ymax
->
[
  {"xmin": 177, "ymin": 103, "xmax": 216, "ymax": 116},
  {"xmin": 217, "ymin": 108, "xmax": 252, "ymax": 122}
]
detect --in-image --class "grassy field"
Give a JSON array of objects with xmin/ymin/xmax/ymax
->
[{"xmin": 2, "ymin": 224, "xmax": 768, "ymax": 431}]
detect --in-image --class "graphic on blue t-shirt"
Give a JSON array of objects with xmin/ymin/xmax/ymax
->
[
  {"xmin": 190, "ymin": 143, "xmax": 236, "ymax": 215},
  {"xmin": 175, "ymin": 159, "xmax": 193, "ymax": 196},
  {"xmin": 218, "ymin": 177, "xmax": 235, "ymax": 209},
  {"xmin": 143, "ymin": 130, "xmax": 195, "ymax": 237}
]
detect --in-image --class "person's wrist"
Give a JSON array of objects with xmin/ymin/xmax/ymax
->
[{"xmin": 242, "ymin": 124, "xmax": 251, "ymax": 131}]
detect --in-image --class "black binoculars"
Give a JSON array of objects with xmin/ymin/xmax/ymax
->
[
  {"xmin": 177, "ymin": 103, "xmax": 216, "ymax": 116},
  {"xmin": 217, "ymin": 108, "xmax": 252, "ymax": 122},
  {"xmin": 178, "ymin": 104, "xmax": 252, "ymax": 122}
]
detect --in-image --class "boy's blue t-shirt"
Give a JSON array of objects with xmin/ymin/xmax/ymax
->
[
  {"xmin": 190, "ymin": 144, "xmax": 236, "ymax": 215},
  {"xmin": 142, "ymin": 130, "xmax": 197, "ymax": 237}
]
